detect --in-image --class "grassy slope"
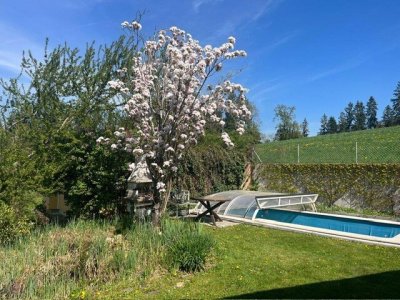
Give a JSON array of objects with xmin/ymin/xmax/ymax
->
[
  {"xmin": 99, "ymin": 224, "xmax": 400, "ymax": 299},
  {"xmin": 255, "ymin": 125, "xmax": 400, "ymax": 163}
]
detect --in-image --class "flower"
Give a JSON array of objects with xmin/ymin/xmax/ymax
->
[
  {"xmin": 101, "ymin": 22, "xmax": 249, "ymax": 204},
  {"xmin": 131, "ymin": 21, "xmax": 142, "ymax": 30}
]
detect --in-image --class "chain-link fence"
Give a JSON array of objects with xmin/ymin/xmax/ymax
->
[{"xmin": 254, "ymin": 140, "xmax": 400, "ymax": 164}]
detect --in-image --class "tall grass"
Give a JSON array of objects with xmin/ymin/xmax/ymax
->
[{"xmin": 0, "ymin": 218, "xmax": 214, "ymax": 299}]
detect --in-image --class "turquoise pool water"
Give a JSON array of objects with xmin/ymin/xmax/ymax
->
[{"xmin": 256, "ymin": 209, "xmax": 400, "ymax": 238}]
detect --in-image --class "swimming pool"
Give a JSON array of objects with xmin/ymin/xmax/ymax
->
[
  {"xmin": 256, "ymin": 209, "xmax": 400, "ymax": 238},
  {"xmin": 192, "ymin": 191, "xmax": 400, "ymax": 246}
]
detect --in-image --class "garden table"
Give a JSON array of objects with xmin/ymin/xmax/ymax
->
[{"xmin": 191, "ymin": 197, "xmax": 230, "ymax": 225}]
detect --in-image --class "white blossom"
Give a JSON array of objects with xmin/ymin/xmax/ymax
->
[{"xmin": 104, "ymin": 22, "xmax": 250, "ymax": 204}]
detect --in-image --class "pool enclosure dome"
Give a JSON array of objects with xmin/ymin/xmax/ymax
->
[{"xmin": 193, "ymin": 190, "xmax": 319, "ymax": 220}]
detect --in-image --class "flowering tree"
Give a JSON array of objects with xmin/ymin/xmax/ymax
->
[{"xmin": 103, "ymin": 21, "xmax": 251, "ymax": 225}]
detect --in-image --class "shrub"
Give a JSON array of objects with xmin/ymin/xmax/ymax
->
[
  {"xmin": 162, "ymin": 219, "xmax": 214, "ymax": 272},
  {"xmin": 0, "ymin": 202, "xmax": 32, "ymax": 245}
]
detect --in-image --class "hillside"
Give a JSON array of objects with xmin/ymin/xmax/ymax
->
[{"xmin": 255, "ymin": 126, "xmax": 400, "ymax": 164}]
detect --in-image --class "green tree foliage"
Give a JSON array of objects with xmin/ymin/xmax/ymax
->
[
  {"xmin": 0, "ymin": 129, "xmax": 43, "ymax": 219},
  {"xmin": 0, "ymin": 35, "xmax": 137, "ymax": 218},
  {"xmin": 344, "ymin": 102, "xmax": 354, "ymax": 131},
  {"xmin": 319, "ymin": 114, "xmax": 328, "ymax": 135},
  {"xmin": 391, "ymin": 81, "xmax": 400, "ymax": 125},
  {"xmin": 353, "ymin": 101, "xmax": 366, "ymax": 131},
  {"xmin": 382, "ymin": 105, "xmax": 394, "ymax": 127},
  {"xmin": 327, "ymin": 116, "xmax": 338, "ymax": 134},
  {"xmin": 273, "ymin": 105, "xmax": 301, "ymax": 141},
  {"xmin": 366, "ymin": 96, "xmax": 378, "ymax": 129},
  {"xmin": 222, "ymin": 94, "xmax": 261, "ymax": 148},
  {"xmin": 301, "ymin": 118, "xmax": 309, "ymax": 137},
  {"xmin": 337, "ymin": 112, "xmax": 347, "ymax": 133}
]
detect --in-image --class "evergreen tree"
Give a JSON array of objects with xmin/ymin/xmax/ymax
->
[
  {"xmin": 353, "ymin": 101, "xmax": 366, "ymax": 131},
  {"xmin": 382, "ymin": 105, "xmax": 394, "ymax": 127},
  {"xmin": 273, "ymin": 105, "xmax": 302, "ymax": 141},
  {"xmin": 301, "ymin": 118, "xmax": 309, "ymax": 137},
  {"xmin": 344, "ymin": 102, "xmax": 354, "ymax": 131},
  {"xmin": 366, "ymin": 96, "xmax": 378, "ymax": 129},
  {"xmin": 327, "ymin": 116, "xmax": 338, "ymax": 134},
  {"xmin": 337, "ymin": 111, "xmax": 347, "ymax": 133},
  {"xmin": 319, "ymin": 114, "xmax": 328, "ymax": 135},
  {"xmin": 391, "ymin": 81, "xmax": 400, "ymax": 125}
]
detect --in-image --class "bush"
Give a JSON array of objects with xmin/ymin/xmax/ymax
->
[
  {"xmin": 0, "ymin": 202, "xmax": 32, "ymax": 245},
  {"xmin": 162, "ymin": 219, "xmax": 214, "ymax": 272},
  {"xmin": 256, "ymin": 163, "xmax": 400, "ymax": 212}
]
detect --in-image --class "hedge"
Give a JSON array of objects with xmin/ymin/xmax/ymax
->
[{"xmin": 255, "ymin": 164, "xmax": 400, "ymax": 213}]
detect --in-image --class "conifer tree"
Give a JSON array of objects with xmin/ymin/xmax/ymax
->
[
  {"xmin": 353, "ymin": 101, "xmax": 366, "ymax": 131},
  {"xmin": 327, "ymin": 116, "xmax": 338, "ymax": 134},
  {"xmin": 337, "ymin": 111, "xmax": 347, "ymax": 133},
  {"xmin": 366, "ymin": 96, "xmax": 378, "ymax": 129},
  {"xmin": 391, "ymin": 81, "xmax": 400, "ymax": 125},
  {"xmin": 319, "ymin": 114, "xmax": 328, "ymax": 135},
  {"xmin": 382, "ymin": 105, "xmax": 394, "ymax": 127},
  {"xmin": 301, "ymin": 118, "xmax": 309, "ymax": 137},
  {"xmin": 344, "ymin": 102, "xmax": 354, "ymax": 131}
]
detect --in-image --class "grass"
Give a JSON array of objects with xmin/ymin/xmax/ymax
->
[
  {"xmin": 97, "ymin": 224, "xmax": 400, "ymax": 299},
  {"xmin": 0, "ymin": 218, "xmax": 213, "ymax": 299},
  {"xmin": 255, "ymin": 125, "xmax": 400, "ymax": 163}
]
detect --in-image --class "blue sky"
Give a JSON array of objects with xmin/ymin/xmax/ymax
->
[{"xmin": 1, "ymin": 0, "xmax": 399, "ymax": 136}]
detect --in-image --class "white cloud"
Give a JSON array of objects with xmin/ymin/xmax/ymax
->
[
  {"xmin": 252, "ymin": 0, "xmax": 283, "ymax": 22},
  {"xmin": 0, "ymin": 22, "xmax": 42, "ymax": 75},
  {"xmin": 192, "ymin": 0, "xmax": 223, "ymax": 13},
  {"xmin": 308, "ymin": 57, "xmax": 367, "ymax": 82}
]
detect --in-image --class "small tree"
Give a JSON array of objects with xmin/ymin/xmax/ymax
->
[
  {"xmin": 366, "ymin": 96, "xmax": 378, "ymax": 129},
  {"xmin": 337, "ymin": 111, "xmax": 347, "ymax": 133},
  {"xmin": 273, "ymin": 105, "xmax": 301, "ymax": 141},
  {"xmin": 391, "ymin": 81, "xmax": 400, "ymax": 125},
  {"xmin": 382, "ymin": 105, "xmax": 394, "ymax": 127},
  {"xmin": 301, "ymin": 118, "xmax": 309, "ymax": 137},
  {"xmin": 105, "ymin": 22, "xmax": 250, "ymax": 225},
  {"xmin": 319, "ymin": 114, "xmax": 328, "ymax": 135},
  {"xmin": 327, "ymin": 116, "xmax": 338, "ymax": 134},
  {"xmin": 353, "ymin": 101, "xmax": 366, "ymax": 131},
  {"xmin": 344, "ymin": 102, "xmax": 354, "ymax": 131}
]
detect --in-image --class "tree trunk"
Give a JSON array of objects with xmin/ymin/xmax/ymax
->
[
  {"xmin": 151, "ymin": 202, "xmax": 161, "ymax": 228},
  {"xmin": 160, "ymin": 179, "xmax": 173, "ymax": 214}
]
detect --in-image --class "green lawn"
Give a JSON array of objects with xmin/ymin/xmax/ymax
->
[
  {"xmin": 98, "ymin": 224, "xmax": 400, "ymax": 299},
  {"xmin": 255, "ymin": 125, "xmax": 400, "ymax": 163}
]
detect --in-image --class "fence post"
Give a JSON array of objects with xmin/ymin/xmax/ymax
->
[
  {"xmin": 297, "ymin": 144, "xmax": 300, "ymax": 164},
  {"xmin": 253, "ymin": 149, "xmax": 262, "ymax": 163},
  {"xmin": 355, "ymin": 141, "xmax": 358, "ymax": 164}
]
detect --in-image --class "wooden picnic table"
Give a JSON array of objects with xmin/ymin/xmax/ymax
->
[{"xmin": 191, "ymin": 197, "xmax": 231, "ymax": 225}]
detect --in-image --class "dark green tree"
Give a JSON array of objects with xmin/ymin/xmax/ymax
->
[
  {"xmin": 319, "ymin": 114, "xmax": 328, "ymax": 135},
  {"xmin": 273, "ymin": 105, "xmax": 301, "ymax": 141},
  {"xmin": 327, "ymin": 116, "xmax": 338, "ymax": 134},
  {"xmin": 223, "ymin": 94, "xmax": 261, "ymax": 148},
  {"xmin": 337, "ymin": 112, "xmax": 347, "ymax": 133},
  {"xmin": 366, "ymin": 96, "xmax": 378, "ymax": 129},
  {"xmin": 382, "ymin": 105, "xmax": 394, "ymax": 127},
  {"xmin": 353, "ymin": 101, "xmax": 366, "ymax": 131},
  {"xmin": 344, "ymin": 102, "xmax": 354, "ymax": 131},
  {"xmin": 391, "ymin": 81, "xmax": 400, "ymax": 125},
  {"xmin": 301, "ymin": 118, "xmax": 309, "ymax": 137}
]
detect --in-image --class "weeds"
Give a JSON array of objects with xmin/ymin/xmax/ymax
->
[{"xmin": 0, "ymin": 218, "xmax": 214, "ymax": 299}]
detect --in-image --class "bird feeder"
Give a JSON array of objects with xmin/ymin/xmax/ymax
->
[{"xmin": 126, "ymin": 155, "xmax": 153, "ymax": 218}]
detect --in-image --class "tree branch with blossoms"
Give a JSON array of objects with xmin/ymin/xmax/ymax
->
[{"xmin": 101, "ymin": 21, "xmax": 251, "ymax": 225}]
